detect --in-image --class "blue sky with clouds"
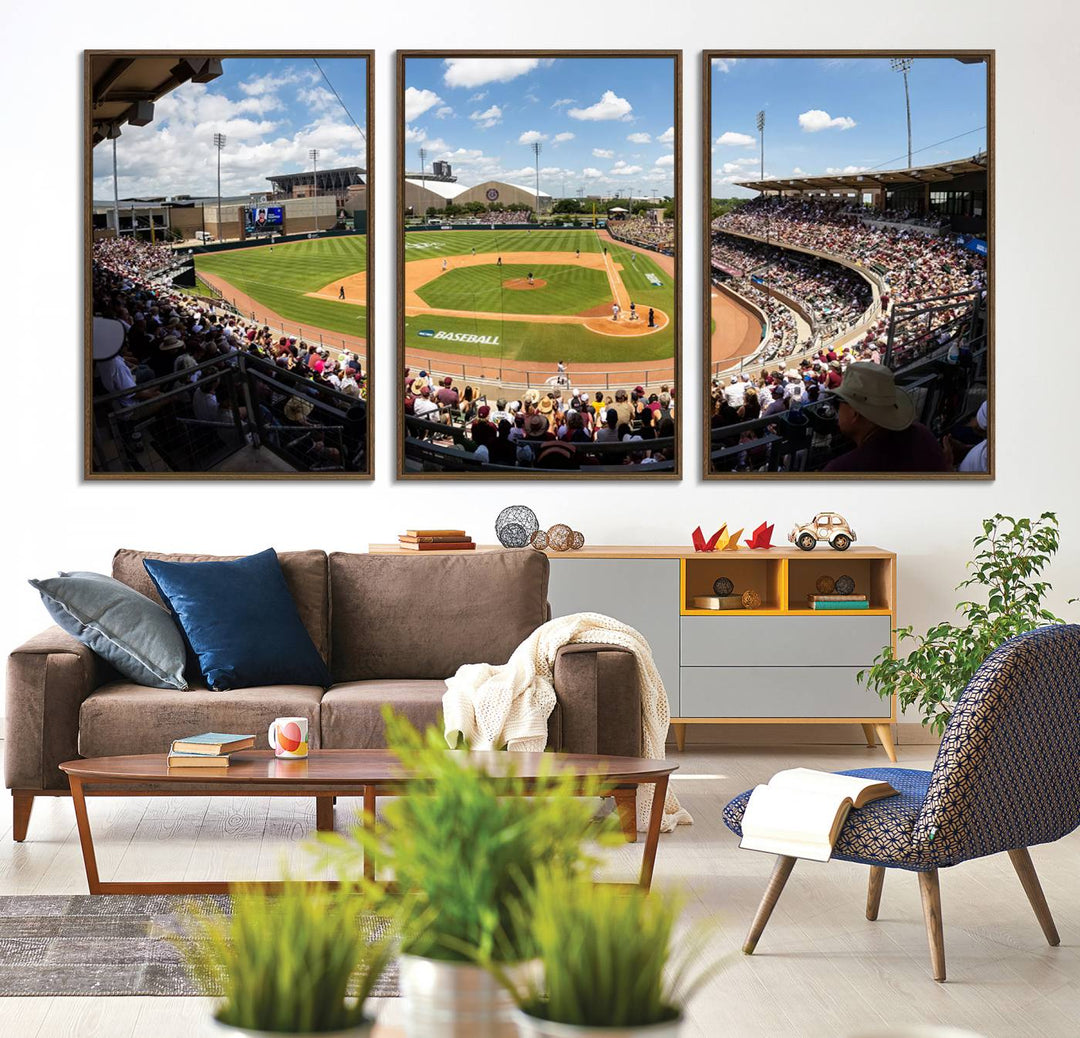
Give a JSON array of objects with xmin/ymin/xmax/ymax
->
[
  {"xmin": 711, "ymin": 56, "xmax": 987, "ymax": 197},
  {"xmin": 92, "ymin": 56, "xmax": 367, "ymax": 199},
  {"xmin": 404, "ymin": 56, "xmax": 677, "ymax": 196}
]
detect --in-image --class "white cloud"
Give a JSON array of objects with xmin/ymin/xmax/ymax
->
[
  {"xmin": 297, "ymin": 86, "xmax": 335, "ymax": 114},
  {"xmin": 592, "ymin": 147, "xmax": 614, "ymax": 159},
  {"xmin": 721, "ymin": 158, "xmax": 757, "ymax": 174},
  {"xmin": 569, "ymin": 90, "xmax": 633, "ymax": 122},
  {"xmin": 792, "ymin": 166, "xmax": 808, "ymax": 175},
  {"xmin": 404, "ymin": 87, "xmax": 443, "ymax": 122},
  {"xmin": 523, "ymin": 92, "xmax": 540, "ymax": 104},
  {"xmin": 404, "ymin": 125, "xmax": 426, "ymax": 144},
  {"xmin": 582, "ymin": 167, "xmax": 603, "ymax": 178},
  {"xmin": 469, "ymin": 104, "xmax": 503, "ymax": 129},
  {"xmin": 711, "ymin": 58, "xmax": 739, "ymax": 73},
  {"xmin": 434, "ymin": 105, "xmax": 453, "ymax": 119},
  {"xmin": 716, "ymin": 131, "xmax": 755, "ymax": 147},
  {"xmin": 627, "ymin": 131, "xmax": 651, "ymax": 144},
  {"xmin": 609, "ymin": 161, "xmax": 642, "ymax": 176},
  {"xmin": 518, "ymin": 129, "xmax": 548, "ymax": 144},
  {"xmin": 825, "ymin": 165, "xmax": 869, "ymax": 175},
  {"xmin": 468, "ymin": 92, "xmax": 487, "ymax": 102},
  {"xmin": 654, "ymin": 154, "xmax": 675, "ymax": 167},
  {"xmin": 550, "ymin": 97, "xmax": 576, "ymax": 109},
  {"xmin": 658, "ymin": 125, "xmax": 675, "ymax": 145},
  {"xmin": 238, "ymin": 69, "xmax": 306, "ymax": 96},
  {"xmin": 553, "ymin": 132, "xmax": 575, "ymax": 143},
  {"xmin": 443, "ymin": 58, "xmax": 543, "ymax": 89},
  {"xmin": 799, "ymin": 109, "xmax": 856, "ymax": 132}
]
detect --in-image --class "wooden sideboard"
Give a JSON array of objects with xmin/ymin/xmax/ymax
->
[{"xmin": 367, "ymin": 544, "xmax": 898, "ymax": 760}]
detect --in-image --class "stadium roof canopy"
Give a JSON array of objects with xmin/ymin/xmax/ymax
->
[
  {"xmin": 404, "ymin": 177, "xmax": 462, "ymax": 200},
  {"xmin": 267, "ymin": 167, "xmax": 366, "ymax": 190},
  {"xmin": 735, "ymin": 154, "xmax": 987, "ymax": 194},
  {"xmin": 502, "ymin": 182, "xmax": 553, "ymax": 199},
  {"xmin": 89, "ymin": 55, "xmax": 223, "ymax": 145}
]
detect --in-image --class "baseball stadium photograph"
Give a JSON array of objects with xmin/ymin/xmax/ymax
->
[
  {"xmin": 398, "ymin": 51, "xmax": 680, "ymax": 477},
  {"xmin": 87, "ymin": 52, "xmax": 372, "ymax": 478},
  {"xmin": 705, "ymin": 52, "xmax": 992, "ymax": 479}
]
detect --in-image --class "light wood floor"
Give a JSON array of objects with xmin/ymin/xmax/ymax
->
[{"xmin": 1, "ymin": 740, "xmax": 1077, "ymax": 1038}]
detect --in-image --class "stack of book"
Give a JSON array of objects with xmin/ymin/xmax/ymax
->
[
  {"xmin": 807, "ymin": 594, "xmax": 870, "ymax": 611},
  {"xmin": 397, "ymin": 529, "xmax": 475, "ymax": 552},
  {"xmin": 167, "ymin": 732, "xmax": 255, "ymax": 768}
]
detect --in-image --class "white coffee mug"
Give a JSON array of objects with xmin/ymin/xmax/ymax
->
[{"xmin": 268, "ymin": 716, "xmax": 309, "ymax": 759}]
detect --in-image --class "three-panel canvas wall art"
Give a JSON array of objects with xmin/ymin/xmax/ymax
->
[{"xmin": 85, "ymin": 50, "xmax": 992, "ymax": 481}]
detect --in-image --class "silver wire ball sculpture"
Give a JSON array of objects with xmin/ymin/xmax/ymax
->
[{"xmin": 495, "ymin": 505, "xmax": 540, "ymax": 548}]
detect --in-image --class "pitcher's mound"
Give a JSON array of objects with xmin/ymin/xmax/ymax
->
[{"xmin": 504, "ymin": 278, "xmax": 547, "ymax": 290}]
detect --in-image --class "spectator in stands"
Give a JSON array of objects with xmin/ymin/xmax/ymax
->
[{"xmin": 823, "ymin": 362, "xmax": 948, "ymax": 473}]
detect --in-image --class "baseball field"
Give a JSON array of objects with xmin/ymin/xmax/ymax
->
[
  {"xmin": 398, "ymin": 228, "xmax": 674, "ymax": 366},
  {"xmin": 193, "ymin": 235, "xmax": 368, "ymax": 343}
]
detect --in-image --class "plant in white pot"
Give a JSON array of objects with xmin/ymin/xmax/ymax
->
[
  {"xmin": 315, "ymin": 710, "xmax": 619, "ymax": 1038},
  {"xmin": 174, "ymin": 880, "xmax": 393, "ymax": 1037},
  {"xmin": 501, "ymin": 870, "xmax": 721, "ymax": 1037}
]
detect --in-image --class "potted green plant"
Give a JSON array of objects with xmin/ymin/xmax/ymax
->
[
  {"xmin": 175, "ymin": 880, "xmax": 393, "ymax": 1037},
  {"xmin": 860, "ymin": 513, "xmax": 1071, "ymax": 733},
  {"xmin": 315, "ymin": 711, "xmax": 619, "ymax": 1038},
  {"xmin": 502, "ymin": 870, "xmax": 720, "ymax": 1037}
]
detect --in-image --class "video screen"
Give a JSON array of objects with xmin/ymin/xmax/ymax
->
[{"xmin": 245, "ymin": 206, "xmax": 283, "ymax": 234}]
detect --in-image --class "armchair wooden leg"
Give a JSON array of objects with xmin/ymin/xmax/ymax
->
[
  {"xmin": 860, "ymin": 723, "xmax": 877, "ymax": 748},
  {"xmin": 672, "ymin": 723, "xmax": 687, "ymax": 752},
  {"xmin": 12, "ymin": 792, "xmax": 35, "ymax": 842},
  {"xmin": 866, "ymin": 865, "xmax": 885, "ymax": 920},
  {"xmin": 874, "ymin": 723, "xmax": 898, "ymax": 762},
  {"xmin": 612, "ymin": 788, "xmax": 638, "ymax": 844},
  {"xmin": 743, "ymin": 855, "xmax": 797, "ymax": 955},
  {"xmin": 1007, "ymin": 847, "xmax": 1060, "ymax": 946},
  {"xmin": 917, "ymin": 869, "xmax": 946, "ymax": 982}
]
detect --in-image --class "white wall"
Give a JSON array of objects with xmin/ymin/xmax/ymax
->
[{"xmin": 2, "ymin": 0, "xmax": 1078, "ymax": 720}]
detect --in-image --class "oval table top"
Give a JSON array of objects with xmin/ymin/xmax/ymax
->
[{"xmin": 59, "ymin": 748, "xmax": 677, "ymax": 785}]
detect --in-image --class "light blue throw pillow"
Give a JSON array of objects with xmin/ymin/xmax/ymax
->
[{"xmin": 29, "ymin": 571, "xmax": 188, "ymax": 690}]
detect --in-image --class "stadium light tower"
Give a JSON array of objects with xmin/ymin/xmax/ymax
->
[
  {"xmin": 212, "ymin": 132, "xmax": 226, "ymax": 240},
  {"xmin": 418, "ymin": 146, "xmax": 427, "ymax": 177},
  {"xmin": 310, "ymin": 148, "xmax": 320, "ymax": 233},
  {"xmin": 890, "ymin": 57, "xmax": 914, "ymax": 168},
  {"xmin": 757, "ymin": 110, "xmax": 769, "ymax": 304},
  {"xmin": 531, "ymin": 141, "xmax": 542, "ymax": 219}
]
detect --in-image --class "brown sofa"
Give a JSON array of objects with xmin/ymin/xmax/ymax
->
[{"xmin": 6, "ymin": 548, "xmax": 642, "ymax": 840}]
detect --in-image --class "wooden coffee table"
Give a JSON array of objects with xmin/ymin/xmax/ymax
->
[{"xmin": 59, "ymin": 749, "xmax": 676, "ymax": 895}]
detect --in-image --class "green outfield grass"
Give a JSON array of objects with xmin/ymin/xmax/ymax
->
[
  {"xmin": 405, "ymin": 229, "xmax": 675, "ymax": 362},
  {"xmin": 194, "ymin": 235, "xmax": 367, "ymax": 339},
  {"xmin": 417, "ymin": 263, "xmax": 612, "ymax": 316}
]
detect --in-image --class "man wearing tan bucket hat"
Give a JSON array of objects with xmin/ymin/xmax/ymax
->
[{"xmin": 823, "ymin": 362, "xmax": 948, "ymax": 473}]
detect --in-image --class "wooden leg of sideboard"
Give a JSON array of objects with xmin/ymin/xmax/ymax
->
[
  {"xmin": 672, "ymin": 723, "xmax": 687, "ymax": 752},
  {"xmin": 12, "ymin": 792, "xmax": 34, "ymax": 842},
  {"xmin": 860, "ymin": 724, "xmax": 877, "ymax": 748},
  {"xmin": 874, "ymin": 723, "xmax": 898, "ymax": 762}
]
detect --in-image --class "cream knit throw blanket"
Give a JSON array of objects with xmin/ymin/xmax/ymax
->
[{"xmin": 442, "ymin": 611, "xmax": 692, "ymax": 833}]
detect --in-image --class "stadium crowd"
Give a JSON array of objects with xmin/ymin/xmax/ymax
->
[
  {"xmin": 91, "ymin": 237, "xmax": 367, "ymax": 469},
  {"xmin": 607, "ymin": 215, "xmax": 675, "ymax": 254},
  {"xmin": 403, "ymin": 368, "xmax": 676, "ymax": 470}
]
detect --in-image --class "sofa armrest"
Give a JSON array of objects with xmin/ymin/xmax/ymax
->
[
  {"xmin": 5, "ymin": 627, "xmax": 108, "ymax": 791},
  {"xmin": 552, "ymin": 643, "xmax": 641, "ymax": 758}
]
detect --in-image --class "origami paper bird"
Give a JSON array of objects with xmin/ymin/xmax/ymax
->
[
  {"xmin": 745, "ymin": 522, "xmax": 775, "ymax": 549},
  {"xmin": 722, "ymin": 528, "xmax": 744, "ymax": 551},
  {"xmin": 692, "ymin": 525, "xmax": 727, "ymax": 552}
]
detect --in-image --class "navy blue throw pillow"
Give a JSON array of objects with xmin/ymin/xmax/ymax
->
[{"xmin": 142, "ymin": 548, "xmax": 331, "ymax": 691}]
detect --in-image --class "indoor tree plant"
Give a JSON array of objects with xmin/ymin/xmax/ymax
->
[
  {"xmin": 175, "ymin": 880, "xmax": 394, "ymax": 1037},
  {"xmin": 499, "ymin": 869, "xmax": 721, "ymax": 1037},
  {"xmin": 314, "ymin": 709, "xmax": 620, "ymax": 1038},
  {"xmin": 859, "ymin": 513, "xmax": 1071, "ymax": 733}
]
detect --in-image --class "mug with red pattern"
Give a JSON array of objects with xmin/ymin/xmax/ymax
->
[{"xmin": 268, "ymin": 716, "xmax": 309, "ymax": 759}]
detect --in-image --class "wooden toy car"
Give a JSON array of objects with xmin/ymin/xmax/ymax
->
[{"xmin": 789, "ymin": 512, "xmax": 856, "ymax": 552}]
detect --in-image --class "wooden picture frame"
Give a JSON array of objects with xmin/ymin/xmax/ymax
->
[
  {"xmin": 702, "ymin": 50, "xmax": 994, "ymax": 480},
  {"xmin": 397, "ymin": 49, "xmax": 682, "ymax": 480},
  {"xmin": 85, "ymin": 50, "xmax": 375, "ymax": 480}
]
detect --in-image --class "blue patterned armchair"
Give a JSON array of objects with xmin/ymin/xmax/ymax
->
[{"xmin": 723, "ymin": 624, "xmax": 1080, "ymax": 981}]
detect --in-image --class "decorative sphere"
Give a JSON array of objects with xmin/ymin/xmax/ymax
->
[
  {"xmin": 570, "ymin": 530, "xmax": 585, "ymax": 550},
  {"xmin": 547, "ymin": 524, "xmax": 573, "ymax": 551},
  {"xmin": 713, "ymin": 577, "xmax": 734, "ymax": 597},
  {"xmin": 815, "ymin": 575, "xmax": 836, "ymax": 594},
  {"xmin": 495, "ymin": 505, "xmax": 539, "ymax": 548},
  {"xmin": 835, "ymin": 574, "xmax": 856, "ymax": 595},
  {"xmin": 741, "ymin": 589, "xmax": 761, "ymax": 609},
  {"xmin": 530, "ymin": 529, "xmax": 549, "ymax": 551}
]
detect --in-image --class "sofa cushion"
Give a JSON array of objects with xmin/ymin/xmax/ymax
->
[
  {"xmin": 328, "ymin": 549, "xmax": 549, "ymax": 681},
  {"xmin": 79, "ymin": 681, "xmax": 323, "ymax": 758},
  {"xmin": 112, "ymin": 548, "xmax": 330, "ymax": 664},
  {"xmin": 321, "ymin": 680, "xmax": 561, "ymax": 750}
]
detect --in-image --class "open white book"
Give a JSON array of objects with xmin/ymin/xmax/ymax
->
[{"xmin": 739, "ymin": 768, "xmax": 898, "ymax": 862}]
